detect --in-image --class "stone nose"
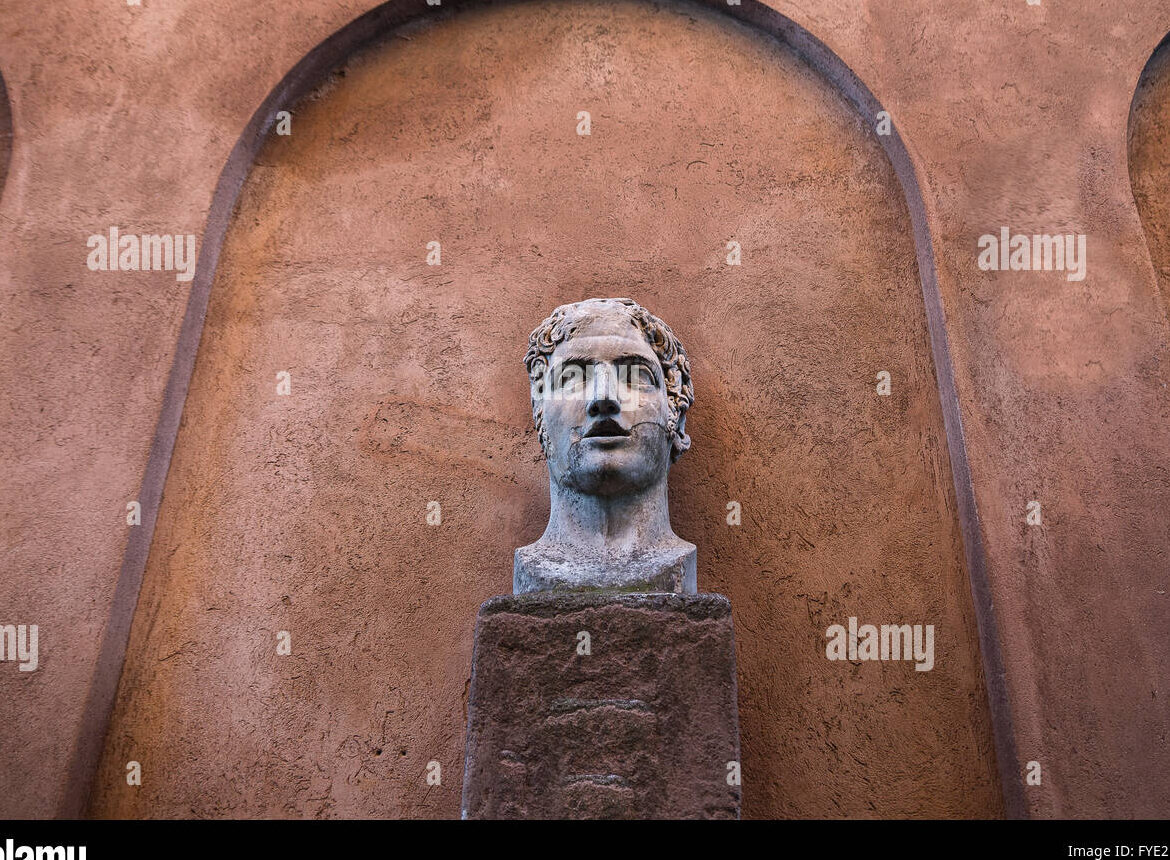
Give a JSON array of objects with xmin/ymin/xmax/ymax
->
[
  {"xmin": 586, "ymin": 365, "xmax": 621, "ymax": 417},
  {"xmin": 586, "ymin": 391, "xmax": 621, "ymax": 418},
  {"xmin": 585, "ymin": 395, "xmax": 622, "ymax": 418}
]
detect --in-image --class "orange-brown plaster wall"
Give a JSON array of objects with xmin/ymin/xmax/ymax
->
[
  {"xmin": 89, "ymin": 2, "xmax": 999, "ymax": 818},
  {"xmin": 1, "ymin": 0, "xmax": 1168, "ymax": 820}
]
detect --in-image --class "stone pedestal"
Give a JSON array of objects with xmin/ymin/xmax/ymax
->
[{"xmin": 461, "ymin": 593, "xmax": 742, "ymax": 819}]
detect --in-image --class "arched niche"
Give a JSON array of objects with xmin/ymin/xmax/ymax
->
[
  {"xmin": 1129, "ymin": 31, "xmax": 1170, "ymax": 317},
  {"xmin": 86, "ymin": 0, "xmax": 1007, "ymax": 818}
]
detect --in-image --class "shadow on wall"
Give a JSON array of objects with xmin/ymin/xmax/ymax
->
[
  {"xmin": 1129, "ymin": 30, "xmax": 1170, "ymax": 317},
  {"xmin": 83, "ymin": 0, "xmax": 1006, "ymax": 820},
  {"xmin": 0, "ymin": 72, "xmax": 12, "ymax": 201}
]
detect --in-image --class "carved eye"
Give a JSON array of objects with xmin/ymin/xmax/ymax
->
[
  {"xmin": 628, "ymin": 363, "xmax": 658, "ymax": 387},
  {"xmin": 557, "ymin": 363, "xmax": 586, "ymax": 391}
]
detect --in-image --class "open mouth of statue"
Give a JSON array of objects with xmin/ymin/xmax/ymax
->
[{"xmin": 583, "ymin": 418, "xmax": 632, "ymax": 440}]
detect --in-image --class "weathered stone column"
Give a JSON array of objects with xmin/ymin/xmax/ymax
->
[{"xmin": 461, "ymin": 593, "xmax": 741, "ymax": 819}]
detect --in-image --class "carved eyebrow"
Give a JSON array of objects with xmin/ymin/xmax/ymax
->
[
  {"xmin": 554, "ymin": 352, "xmax": 659, "ymax": 370},
  {"xmin": 551, "ymin": 353, "xmax": 659, "ymax": 383},
  {"xmin": 616, "ymin": 355, "xmax": 662, "ymax": 381}
]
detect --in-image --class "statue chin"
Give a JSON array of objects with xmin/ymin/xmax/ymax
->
[{"xmin": 555, "ymin": 436, "xmax": 667, "ymax": 497}]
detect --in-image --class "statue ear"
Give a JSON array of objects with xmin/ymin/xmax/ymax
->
[{"xmin": 670, "ymin": 411, "xmax": 691, "ymax": 462}]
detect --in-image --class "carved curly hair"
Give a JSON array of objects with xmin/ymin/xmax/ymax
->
[{"xmin": 524, "ymin": 298, "xmax": 694, "ymax": 462}]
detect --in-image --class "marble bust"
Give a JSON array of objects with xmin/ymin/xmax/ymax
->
[{"xmin": 515, "ymin": 297, "xmax": 696, "ymax": 594}]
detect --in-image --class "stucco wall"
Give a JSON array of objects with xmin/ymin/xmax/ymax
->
[
  {"xmin": 2, "ymin": 0, "xmax": 1169, "ymax": 819},
  {"xmin": 87, "ymin": 1, "xmax": 999, "ymax": 819}
]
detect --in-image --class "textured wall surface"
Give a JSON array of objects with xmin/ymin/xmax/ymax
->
[
  {"xmin": 1, "ymin": 0, "xmax": 1169, "ymax": 820},
  {"xmin": 87, "ymin": 2, "xmax": 997, "ymax": 818}
]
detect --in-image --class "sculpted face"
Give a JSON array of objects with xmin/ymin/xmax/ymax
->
[
  {"xmin": 517, "ymin": 298, "xmax": 696, "ymax": 593},
  {"xmin": 541, "ymin": 308, "xmax": 673, "ymax": 496}
]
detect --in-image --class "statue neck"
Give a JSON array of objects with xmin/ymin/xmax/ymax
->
[{"xmin": 543, "ymin": 476, "xmax": 675, "ymax": 553}]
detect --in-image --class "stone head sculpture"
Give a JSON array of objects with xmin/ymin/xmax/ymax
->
[{"xmin": 515, "ymin": 298, "xmax": 697, "ymax": 594}]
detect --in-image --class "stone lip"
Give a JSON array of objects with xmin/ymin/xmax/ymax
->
[
  {"xmin": 462, "ymin": 592, "xmax": 741, "ymax": 820},
  {"xmin": 480, "ymin": 590, "xmax": 732, "ymax": 620}
]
